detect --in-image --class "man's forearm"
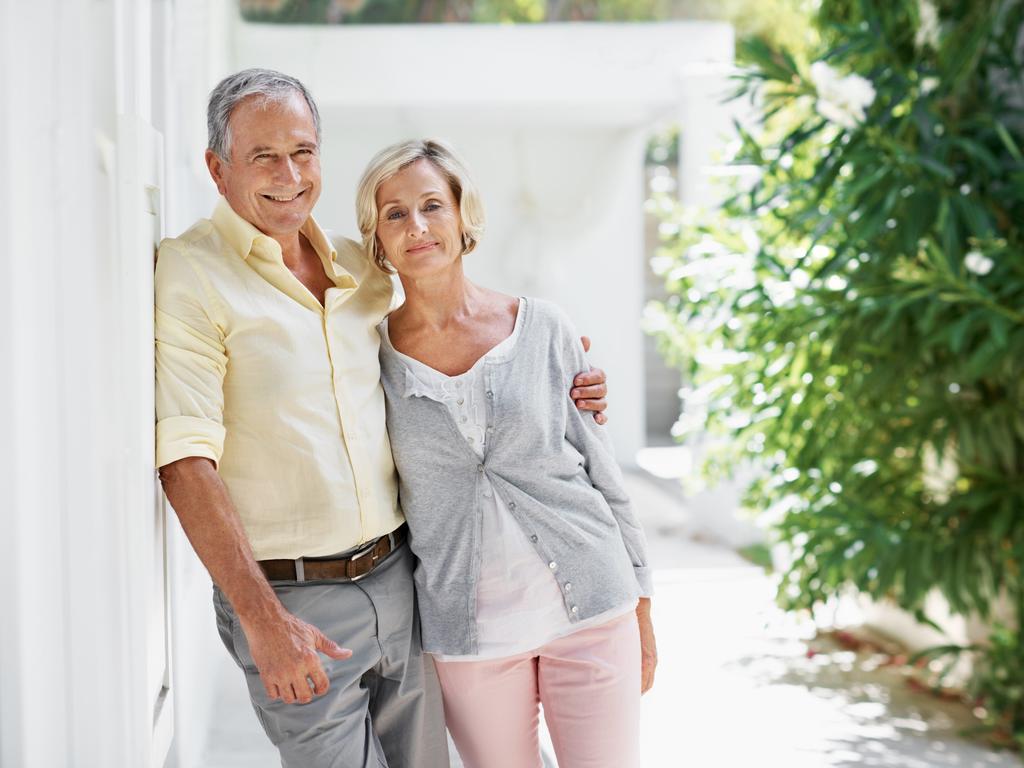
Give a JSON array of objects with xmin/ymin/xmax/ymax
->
[{"xmin": 159, "ymin": 456, "xmax": 282, "ymax": 623}]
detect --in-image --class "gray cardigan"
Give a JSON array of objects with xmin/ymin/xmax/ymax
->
[{"xmin": 378, "ymin": 297, "xmax": 652, "ymax": 656}]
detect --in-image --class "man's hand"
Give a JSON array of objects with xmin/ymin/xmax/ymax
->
[
  {"xmin": 574, "ymin": 336, "xmax": 608, "ymax": 425},
  {"xmin": 159, "ymin": 456, "xmax": 352, "ymax": 705},
  {"xmin": 242, "ymin": 611, "xmax": 353, "ymax": 705},
  {"xmin": 637, "ymin": 597, "xmax": 657, "ymax": 694}
]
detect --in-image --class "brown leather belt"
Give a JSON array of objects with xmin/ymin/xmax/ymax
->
[{"xmin": 258, "ymin": 524, "xmax": 406, "ymax": 583}]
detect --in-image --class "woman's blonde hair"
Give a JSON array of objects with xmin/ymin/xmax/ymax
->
[{"xmin": 356, "ymin": 138, "xmax": 486, "ymax": 272}]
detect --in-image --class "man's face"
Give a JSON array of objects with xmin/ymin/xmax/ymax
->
[{"xmin": 206, "ymin": 92, "xmax": 322, "ymax": 240}]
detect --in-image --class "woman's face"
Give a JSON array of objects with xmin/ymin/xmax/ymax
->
[{"xmin": 375, "ymin": 159, "xmax": 463, "ymax": 279}]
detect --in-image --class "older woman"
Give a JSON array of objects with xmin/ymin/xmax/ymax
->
[{"xmin": 357, "ymin": 139, "xmax": 656, "ymax": 768}]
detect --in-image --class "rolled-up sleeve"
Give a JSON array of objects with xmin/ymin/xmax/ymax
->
[
  {"xmin": 155, "ymin": 243, "xmax": 228, "ymax": 468},
  {"xmin": 557, "ymin": 314, "xmax": 654, "ymax": 597}
]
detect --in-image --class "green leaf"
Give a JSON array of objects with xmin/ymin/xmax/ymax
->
[
  {"xmin": 994, "ymin": 122, "xmax": 1023, "ymax": 163},
  {"xmin": 948, "ymin": 310, "xmax": 979, "ymax": 355},
  {"xmin": 949, "ymin": 137, "xmax": 1002, "ymax": 175},
  {"xmin": 914, "ymin": 154, "xmax": 956, "ymax": 183},
  {"xmin": 989, "ymin": 314, "xmax": 1010, "ymax": 348}
]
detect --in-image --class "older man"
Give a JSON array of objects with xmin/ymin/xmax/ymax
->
[{"xmin": 155, "ymin": 69, "xmax": 608, "ymax": 767}]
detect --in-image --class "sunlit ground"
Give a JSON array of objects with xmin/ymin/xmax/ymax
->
[
  {"xmin": 201, "ymin": 458, "xmax": 1022, "ymax": 768},
  {"xmin": 641, "ymin": 565, "xmax": 1020, "ymax": 767}
]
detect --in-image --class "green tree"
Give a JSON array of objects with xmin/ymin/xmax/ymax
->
[
  {"xmin": 649, "ymin": 0, "xmax": 1024, "ymax": 746},
  {"xmin": 237, "ymin": 0, "xmax": 813, "ymax": 31}
]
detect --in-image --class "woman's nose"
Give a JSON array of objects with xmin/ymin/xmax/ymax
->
[{"xmin": 408, "ymin": 210, "xmax": 428, "ymax": 234}]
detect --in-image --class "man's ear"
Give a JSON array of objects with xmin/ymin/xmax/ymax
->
[{"xmin": 205, "ymin": 149, "xmax": 227, "ymax": 196}]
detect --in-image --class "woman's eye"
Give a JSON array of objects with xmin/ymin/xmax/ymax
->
[
  {"xmin": 424, "ymin": 202, "xmax": 442, "ymax": 212},
  {"xmin": 386, "ymin": 210, "xmax": 404, "ymax": 220}
]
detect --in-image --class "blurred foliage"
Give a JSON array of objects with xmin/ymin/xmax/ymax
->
[
  {"xmin": 646, "ymin": 124, "xmax": 681, "ymax": 165},
  {"xmin": 238, "ymin": 0, "xmax": 815, "ymax": 46},
  {"xmin": 647, "ymin": 0, "xmax": 1024, "ymax": 746}
]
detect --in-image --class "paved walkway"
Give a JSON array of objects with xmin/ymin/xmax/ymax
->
[{"xmin": 202, "ymin": 468, "xmax": 1023, "ymax": 768}]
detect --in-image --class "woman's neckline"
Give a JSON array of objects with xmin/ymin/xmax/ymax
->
[{"xmin": 384, "ymin": 297, "xmax": 527, "ymax": 379}]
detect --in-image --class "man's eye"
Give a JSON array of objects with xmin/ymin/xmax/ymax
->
[
  {"xmin": 294, "ymin": 149, "xmax": 313, "ymax": 157},
  {"xmin": 255, "ymin": 154, "xmax": 273, "ymax": 162}
]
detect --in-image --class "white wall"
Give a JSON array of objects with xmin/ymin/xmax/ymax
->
[{"xmin": 0, "ymin": 1, "xmax": 230, "ymax": 765}]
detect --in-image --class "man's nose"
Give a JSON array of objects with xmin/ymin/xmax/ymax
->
[{"xmin": 274, "ymin": 156, "xmax": 301, "ymax": 185}]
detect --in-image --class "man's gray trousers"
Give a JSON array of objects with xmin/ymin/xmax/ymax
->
[{"xmin": 213, "ymin": 543, "xmax": 449, "ymax": 767}]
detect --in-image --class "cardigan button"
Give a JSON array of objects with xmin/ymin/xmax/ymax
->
[{"xmin": 548, "ymin": 561, "xmax": 557, "ymax": 570}]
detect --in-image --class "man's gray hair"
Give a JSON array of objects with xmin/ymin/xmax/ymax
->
[{"xmin": 207, "ymin": 68, "xmax": 321, "ymax": 160}]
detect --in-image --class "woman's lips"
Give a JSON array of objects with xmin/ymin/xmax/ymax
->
[{"xmin": 406, "ymin": 241, "xmax": 439, "ymax": 255}]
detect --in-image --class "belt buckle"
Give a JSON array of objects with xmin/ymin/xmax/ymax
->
[{"xmin": 348, "ymin": 537, "xmax": 382, "ymax": 581}]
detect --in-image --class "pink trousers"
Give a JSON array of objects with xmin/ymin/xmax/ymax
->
[{"xmin": 433, "ymin": 612, "xmax": 641, "ymax": 768}]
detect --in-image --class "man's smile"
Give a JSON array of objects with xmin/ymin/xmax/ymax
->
[{"xmin": 261, "ymin": 189, "xmax": 308, "ymax": 203}]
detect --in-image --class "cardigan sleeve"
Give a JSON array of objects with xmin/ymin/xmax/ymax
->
[{"xmin": 549, "ymin": 306, "xmax": 654, "ymax": 597}]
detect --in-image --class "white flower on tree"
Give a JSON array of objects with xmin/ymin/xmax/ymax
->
[
  {"xmin": 915, "ymin": 0, "xmax": 942, "ymax": 50},
  {"xmin": 809, "ymin": 61, "xmax": 876, "ymax": 130},
  {"xmin": 964, "ymin": 250, "xmax": 994, "ymax": 276}
]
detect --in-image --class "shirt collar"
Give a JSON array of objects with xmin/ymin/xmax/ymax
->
[{"xmin": 211, "ymin": 197, "xmax": 339, "ymax": 266}]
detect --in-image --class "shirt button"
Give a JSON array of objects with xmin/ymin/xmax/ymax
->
[
  {"xmin": 478, "ymin": 465, "xmax": 484, "ymax": 473},
  {"xmin": 486, "ymin": 390, "xmax": 493, "ymax": 398},
  {"xmin": 507, "ymin": 501, "xmax": 516, "ymax": 510},
  {"xmin": 467, "ymin": 436, "xmax": 474, "ymax": 443},
  {"xmin": 461, "ymin": 416, "xmax": 468, "ymax": 423},
  {"xmin": 570, "ymin": 605, "xmax": 579, "ymax": 614},
  {"xmin": 457, "ymin": 398, "xmax": 465, "ymax": 405},
  {"xmin": 483, "ymin": 491, "xmax": 492, "ymax": 499},
  {"xmin": 564, "ymin": 582, "xmax": 572, "ymax": 591},
  {"xmin": 548, "ymin": 561, "xmax": 557, "ymax": 570}
]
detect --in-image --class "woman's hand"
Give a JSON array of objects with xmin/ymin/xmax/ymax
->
[{"xmin": 637, "ymin": 597, "xmax": 657, "ymax": 694}]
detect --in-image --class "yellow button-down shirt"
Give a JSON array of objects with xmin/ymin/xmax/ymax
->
[{"xmin": 155, "ymin": 199, "xmax": 403, "ymax": 559}]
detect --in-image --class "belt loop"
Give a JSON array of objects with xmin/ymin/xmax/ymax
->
[{"xmin": 294, "ymin": 557, "xmax": 305, "ymax": 582}]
